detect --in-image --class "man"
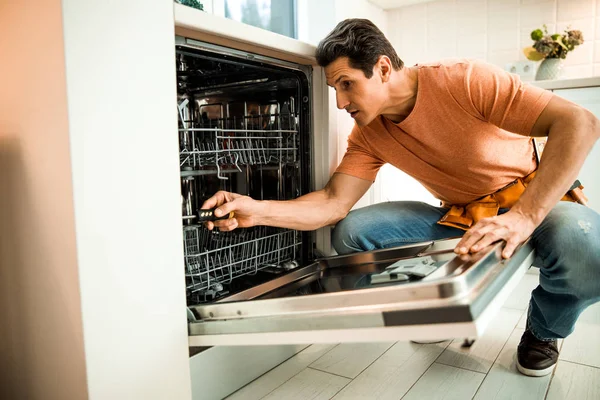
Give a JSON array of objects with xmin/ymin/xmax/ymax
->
[{"xmin": 202, "ymin": 19, "xmax": 600, "ymax": 377}]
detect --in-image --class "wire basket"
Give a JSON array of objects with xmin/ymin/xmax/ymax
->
[
  {"xmin": 183, "ymin": 226, "xmax": 300, "ymax": 296},
  {"xmin": 179, "ymin": 127, "xmax": 298, "ymax": 172},
  {"xmin": 178, "ymin": 99, "xmax": 300, "ymax": 177}
]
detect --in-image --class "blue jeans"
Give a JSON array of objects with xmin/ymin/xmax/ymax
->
[{"xmin": 332, "ymin": 201, "xmax": 600, "ymax": 340}]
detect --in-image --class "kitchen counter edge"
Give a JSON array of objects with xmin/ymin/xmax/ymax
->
[
  {"xmin": 530, "ymin": 76, "xmax": 600, "ymax": 90},
  {"xmin": 173, "ymin": 3, "xmax": 317, "ymax": 63}
]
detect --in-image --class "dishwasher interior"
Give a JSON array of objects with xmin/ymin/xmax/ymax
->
[{"xmin": 176, "ymin": 41, "xmax": 313, "ymax": 306}]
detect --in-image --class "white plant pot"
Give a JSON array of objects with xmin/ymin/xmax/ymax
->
[{"xmin": 535, "ymin": 58, "xmax": 563, "ymax": 81}]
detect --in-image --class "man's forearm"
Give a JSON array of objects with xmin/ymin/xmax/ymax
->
[
  {"xmin": 513, "ymin": 109, "xmax": 600, "ymax": 224},
  {"xmin": 253, "ymin": 189, "xmax": 349, "ymax": 231}
]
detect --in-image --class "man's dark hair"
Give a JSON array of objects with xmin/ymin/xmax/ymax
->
[{"xmin": 316, "ymin": 19, "xmax": 404, "ymax": 78}]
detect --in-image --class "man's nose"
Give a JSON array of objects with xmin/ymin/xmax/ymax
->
[{"xmin": 336, "ymin": 92, "xmax": 349, "ymax": 110}]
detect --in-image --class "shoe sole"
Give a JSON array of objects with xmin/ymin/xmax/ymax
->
[
  {"xmin": 516, "ymin": 360, "xmax": 555, "ymax": 377},
  {"xmin": 409, "ymin": 340, "xmax": 448, "ymax": 344}
]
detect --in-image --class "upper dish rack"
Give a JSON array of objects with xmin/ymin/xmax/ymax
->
[{"xmin": 178, "ymin": 100, "xmax": 299, "ymax": 179}]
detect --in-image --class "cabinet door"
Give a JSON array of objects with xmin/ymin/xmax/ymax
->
[{"xmin": 553, "ymin": 87, "xmax": 600, "ymax": 212}]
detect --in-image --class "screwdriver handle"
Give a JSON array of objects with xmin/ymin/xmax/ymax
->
[{"xmin": 197, "ymin": 208, "xmax": 235, "ymax": 222}]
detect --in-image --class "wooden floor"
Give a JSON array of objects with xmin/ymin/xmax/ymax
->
[{"xmin": 227, "ymin": 269, "xmax": 600, "ymax": 400}]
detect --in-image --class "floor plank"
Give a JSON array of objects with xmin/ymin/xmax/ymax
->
[
  {"xmin": 331, "ymin": 341, "xmax": 449, "ymax": 400},
  {"xmin": 526, "ymin": 266, "xmax": 540, "ymax": 276},
  {"xmin": 473, "ymin": 328, "xmax": 552, "ymax": 400},
  {"xmin": 577, "ymin": 302, "xmax": 600, "ymax": 324},
  {"xmin": 262, "ymin": 368, "xmax": 350, "ymax": 400},
  {"xmin": 309, "ymin": 342, "xmax": 395, "ymax": 379},
  {"xmin": 502, "ymin": 274, "xmax": 538, "ymax": 311},
  {"xmin": 546, "ymin": 361, "xmax": 600, "ymax": 400},
  {"xmin": 436, "ymin": 308, "xmax": 521, "ymax": 373},
  {"xmin": 226, "ymin": 344, "xmax": 337, "ymax": 400},
  {"xmin": 516, "ymin": 308, "xmax": 528, "ymax": 329},
  {"xmin": 560, "ymin": 321, "xmax": 600, "ymax": 368},
  {"xmin": 400, "ymin": 363, "xmax": 485, "ymax": 400}
]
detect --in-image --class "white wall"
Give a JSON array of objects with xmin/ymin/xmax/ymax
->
[
  {"xmin": 297, "ymin": 0, "xmax": 337, "ymax": 45},
  {"xmin": 387, "ymin": 0, "xmax": 600, "ymax": 78},
  {"xmin": 335, "ymin": 0, "xmax": 389, "ymax": 29},
  {"xmin": 61, "ymin": 0, "xmax": 192, "ymax": 398}
]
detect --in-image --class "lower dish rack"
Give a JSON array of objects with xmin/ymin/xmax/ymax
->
[{"xmin": 184, "ymin": 226, "xmax": 301, "ymax": 301}]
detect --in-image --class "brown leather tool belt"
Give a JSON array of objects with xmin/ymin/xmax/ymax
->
[{"xmin": 437, "ymin": 170, "xmax": 588, "ymax": 231}]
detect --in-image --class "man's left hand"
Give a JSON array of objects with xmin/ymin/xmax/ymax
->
[{"xmin": 454, "ymin": 210, "xmax": 537, "ymax": 259}]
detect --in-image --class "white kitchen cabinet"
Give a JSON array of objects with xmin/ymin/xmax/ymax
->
[
  {"xmin": 1, "ymin": 1, "xmax": 193, "ymax": 399},
  {"xmin": 552, "ymin": 87, "xmax": 600, "ymax": 212}
]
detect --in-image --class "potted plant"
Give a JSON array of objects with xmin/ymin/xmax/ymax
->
[
  {"xmin": 523, "ymin": 25, "xmax": 584, "ymax": 81},
  {"xmin": 175, "ymin": 0, "xmax": 204, "ymax": 11}
]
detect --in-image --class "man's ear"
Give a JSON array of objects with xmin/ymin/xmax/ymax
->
[{"xmin": 378, "ymin": 55, "xmax": 392, "ymax": 83}]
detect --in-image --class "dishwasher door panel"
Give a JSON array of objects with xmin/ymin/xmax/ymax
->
[{"xmin": 188, "ymin": 238, "xmax": 535, "ymax": 346}]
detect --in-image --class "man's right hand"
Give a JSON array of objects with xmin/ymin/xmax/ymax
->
[
  {"xmin": 200, "ymin": 191, "xmax": 260, "ymax": 231},
  {"xmin": 199, "ymin": 173, "xmax": 372, "ymax": 232}
]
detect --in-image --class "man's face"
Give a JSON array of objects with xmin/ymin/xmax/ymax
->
[{"xmin": 325, "ymin": 57, "xmax": 387, "ymax": 127}]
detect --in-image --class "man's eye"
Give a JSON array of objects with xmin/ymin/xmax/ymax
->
[{"xmin": 342, "ymin": 81, "xmax": 352, "ymax": 89}]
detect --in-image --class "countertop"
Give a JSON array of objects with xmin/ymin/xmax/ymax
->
[
  {"xmin": 173, "ymin": 3, "xmax": 317, "ymax": 64},
  {"xmin": 530, "ymin": 76, "xmax": 600, "ymax": 90}
]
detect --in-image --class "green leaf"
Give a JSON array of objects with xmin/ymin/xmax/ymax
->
[{"xmin": 531, "ymin": 29, "xmax": 544, "ymax": 41}]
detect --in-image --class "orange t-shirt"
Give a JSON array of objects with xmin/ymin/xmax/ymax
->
[{"xmin": 335, "ymin": 59, "xmax": 554, "ymax": 205}]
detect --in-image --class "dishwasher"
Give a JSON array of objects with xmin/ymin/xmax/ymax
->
[
  {"xmin": 175, "ymin": 36, "xmax": 535, "ymax": 399},
  {"xmin": 176, "ymin": 38, "xmax": 313, "ymax": 307}
]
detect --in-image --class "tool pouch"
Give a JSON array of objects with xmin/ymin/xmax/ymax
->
[{"xmin": 437, "ymin": 171, "xmax": 588, "ymax": 231}]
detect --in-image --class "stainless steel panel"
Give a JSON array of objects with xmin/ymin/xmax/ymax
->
[
  {"xmin": 188, "ymin": 238, "xmax": 535, "ymax": 339},
  {"xmin": 176, "ymin": 36, "xmax": 311, "ymax": 74}
]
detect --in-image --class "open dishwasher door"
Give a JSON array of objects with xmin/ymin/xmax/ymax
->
[{"xmin": 188, "ymin": 237, "xmax": 535, "ymax": 346}]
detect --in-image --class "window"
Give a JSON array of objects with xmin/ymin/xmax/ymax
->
[{"xmin": 224, "ymin": 0, "xmax": 297, "ymax": 39}]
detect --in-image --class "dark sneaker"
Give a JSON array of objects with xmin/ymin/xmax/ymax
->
[{"xmin": 517, "ymin": 329, "xmax": 559, "ymax": 377}]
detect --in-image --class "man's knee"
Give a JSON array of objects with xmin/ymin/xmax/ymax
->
[
  {"xmin": 535, "ymin": 202, "xmax": 600, "ymax": 299},
  {"xmin": 536, "ymin": 202, "xmax": 600, "ymax": 253},
  {"xmin": 331, "ymin": 212, "xmax": 362, "ymax": 255}
]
